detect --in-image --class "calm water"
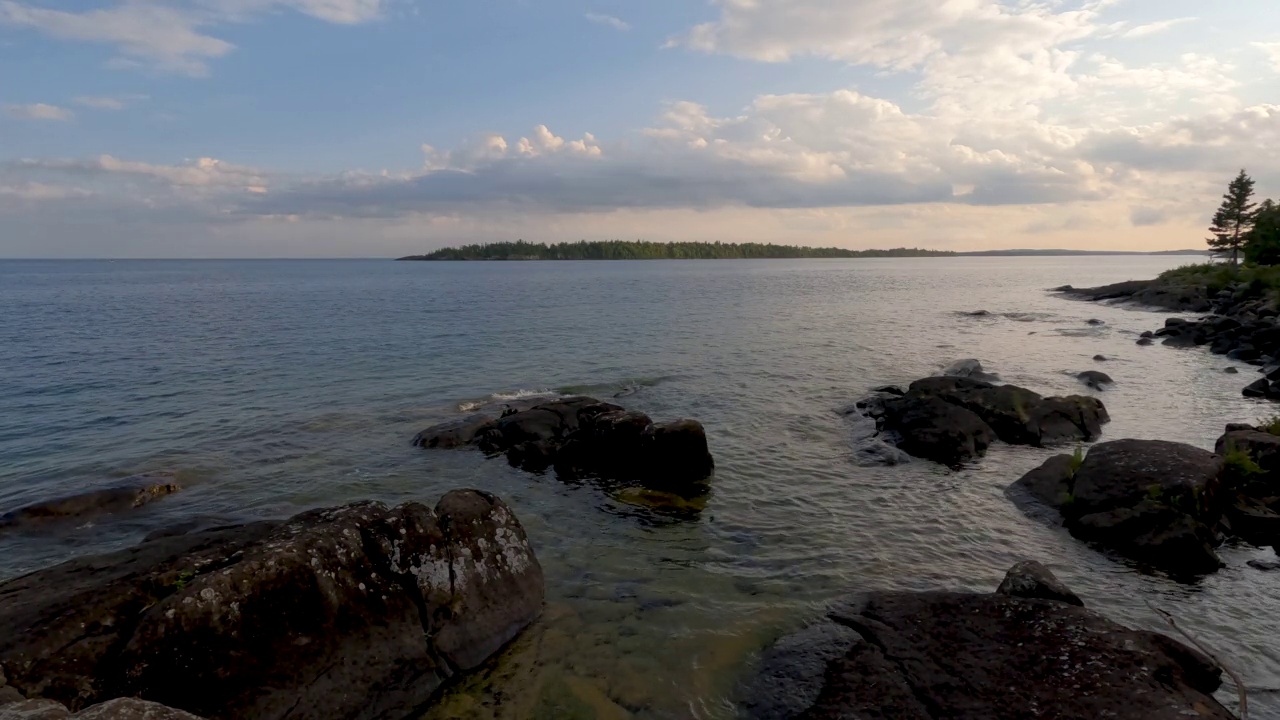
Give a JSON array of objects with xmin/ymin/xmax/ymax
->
[{"xmin": 2, "ymin": 257, "xmax": 1277, "ymax": 718}]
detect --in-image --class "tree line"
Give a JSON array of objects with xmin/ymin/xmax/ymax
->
[
  {"xmin": 400, "ymin": 240, "xmax": 956, "ymax": 261},
  {"xmin": 1207, "ymin": 169, "xmax": 1280, "ymax": 266}
]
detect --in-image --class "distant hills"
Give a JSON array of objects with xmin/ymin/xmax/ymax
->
[{"xmin": 397, "ymin": 240, "xmax": 1210, "ymax": 261}]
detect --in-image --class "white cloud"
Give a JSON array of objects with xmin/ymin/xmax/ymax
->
[
  {"xmin": 72, "ymin": 94, "xmax": 148, "ymax": 110},
  {"xmin": 5, "ymin": 103, "xmax": 72, "ymax": 121},
  {"xmin": 0, "ymin": 182, "xmax": 89, "ymax": 200},
  {"xmin": 1256, "ymin": 42, "xmax": 1280, "ymax": 73},
  {"xmin": 0, "ymin": 0, "xmax": 384, "ymax": 76},
  {"xmin": 1121, "ymin": 17, "xmax": 1195, "ymax": 38},
  {"xmin": 585, "ymin": 13, "xmax": 629, "ymax": 31}
]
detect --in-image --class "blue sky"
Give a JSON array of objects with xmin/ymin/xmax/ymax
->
[{"xmin": 1, "ymin": 0, "xmax": 1279, "ymax": 257}]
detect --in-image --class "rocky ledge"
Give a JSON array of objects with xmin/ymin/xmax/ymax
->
[
  {"xmin": 0, "ymin": 472, "xmax": 182, "ymax": 532},
  {"xmin": 0, "ymin": 490, "xmax": 544, "ymax": 720},
  {"xmin": 847, "ymin": 363, "xmax": 1109, "ymax": 467},
  {"xmin": 1010, "ymin": 432, "xmax": 1280, "ymax": 576},
  {"xmin": 742, "ymin": 561, "xmax": 1232, "ymax": 720},
  {"xmin": 413, "ymin": 396, "xmax": 714, "ymax": 491},
  {"xmin": 1054, "ymin": 279, "xmax": 1215, "ymax": 313}
]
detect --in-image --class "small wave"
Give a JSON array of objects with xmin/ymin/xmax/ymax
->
[{"xmin": 456, "ymin": 388, "xmax": 558, "ymax": 412}]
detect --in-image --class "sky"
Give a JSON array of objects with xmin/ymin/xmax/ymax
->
[{"xmin": 1, "ymin": 0, "xmax": 1279, "ymax": 258}]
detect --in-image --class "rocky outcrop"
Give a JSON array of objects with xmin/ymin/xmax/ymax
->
[
  {"xmin": 741, "ymin": 563, "xmax": 1231, "ymax": 719},
  {"xmin": 1, "ymin": 473, "xmax": 181, "ymax": 531},
  {"xmin": 1009, "ymin": 440, "xmax": 1226, "ymax": 576},
  {"xmin": 0, "ymin": 697, "xmax": 205, "ymax": 719},
  {"xmin": 413, "ymin": 396, "xmax": 714, "ymax": 491},
  {"xmin": 1076, "ymin": 370, "xmax": 1113, "ymax": 390},
  {"xmin": 1215, "ymin": 425, "xmax": 1280, "ymax": 547},
  {"xmin": 0, "ymin": 490, "xmax": 544, "ymax": 720},
  {"xmin": 995, "ymin": 560, "xmax": 1083, "ymax": 606},
  {"xmin": 854, "ymin": 373, "xmax": 1109, "ymax": 467},
  {"xmin": 1055, "ymin": 279, "xmax": 1213, "ymax": 312}
]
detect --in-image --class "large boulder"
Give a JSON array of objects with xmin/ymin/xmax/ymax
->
[
  {"xmin": 0, "ymin": 491, "xmax": 544, "ymax": 720},
  {"xmin": 1, "ymin": 473, "xmax": 181, "ymax": 531},
  {"xmin": 414, "ymin": 397, "xmax": 715, "ymax": 491},
  {"xmin": 0, "ymin": 697, "xmax": 206, "ymax": 719},
  {"xmin": 880, "ymin": 395, "xmax": 995, "ymax": 467},
  {"xmin": 741, "ymin": 565, "xmax": 1230, "ymax": 719},
  {"xmin": 995, "ymin": 560, "xmax": 1083, "ymax": 607},
  {"xmin": 1009, "ymin": 440, "xmax": 1225, "ymax": 576}
]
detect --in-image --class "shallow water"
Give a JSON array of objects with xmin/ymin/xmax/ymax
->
[{"xmin": 2, "ymin": 257, "xmax": 1277, "ymax": 718}]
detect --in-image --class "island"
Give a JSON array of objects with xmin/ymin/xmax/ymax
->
[{"xmin": 398, "ymin": 241, "xmax": 955, "ymax": 261}]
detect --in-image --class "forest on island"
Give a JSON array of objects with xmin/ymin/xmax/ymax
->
[{"xmin": 399, "ymin": 240, "xmax": 955, "ymax": 261}]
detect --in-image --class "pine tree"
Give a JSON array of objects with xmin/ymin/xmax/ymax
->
[{"xmin": 1207, "ymin": 169, "xmax": 1258, "ymax": 266}]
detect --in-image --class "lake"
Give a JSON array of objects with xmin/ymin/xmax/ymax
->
[{"xmin": 1, "ymin": 257, "xmax": 1276, "ymax": 718}]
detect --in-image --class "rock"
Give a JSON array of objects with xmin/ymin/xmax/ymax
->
[
  {"xmin": 1070, "ymin": 440, "xmax": 1222, "ymax": 520},
  {"xmin": 1165, "ymin": 317, "xmax": 1189, "ymax": 328},
  {"xmin": 0, "ymin": 491, "xmax": 544, "ymax": 720},
  {"xmin": 1216, "ymin": 426, "xmax": 1280, "ymax": 482},
  {"xmin": 1141, "ymin": 330, "xmax": 1155, "ymax": 338},
  {"xmin": 1077, "ymin": 370, "xmax": 1113, "ymax": 390},
  {"xmin": 995, "ymin": 561, "xmax": 1083, "ymax": 606},
  {"xmin": 1086, "ymin": 318, "xmax": 1105, "ymax": 326},
  {"xmin": 870, "ymin": 385, "xmax": 904, "ymax": 396},
  {"xmin": 1226, "ymin": 367, "xmax": 1239, "ymax": 374},
  {"xmin": 1243, "ymin": 377, "xmax": 1272, "ymax": 397},
  {"xmin": 906, "ymin": 377, "xmax": 1108, "ymax": 447},
  {"xmin": 881, "ymin": 395, "xmax": 995, "ymax": 467},
  {"xmin": 415, "ymin": 396, "xmax": 715, "ymax": 491},
  {"xmin": 1027, "ymin": 395, "xmax": 1109, "ymax": 444},
  {"xmin": 852, "ymin": 441, "xmax": 912, "ymax": 467},
  {"xmin": 1011, "ymin": 440, "xmax": 1225, "ymax": 576},
  {"xmin": 940, "ymin": 358, "xmax": 999, "ymax": 382},
  {"xmin": 1222, "ymin": 496, "xmax": 1280, "ymax": 547},
  {"xmin": 411, "ymin": 414, "xmax": 498, "ymax": 449},
  {"xmin": 74, "ymin": 699, "xmax": 206, "ymax": 719},
  {"xmin": 1248, "ymin": 558, "xmax": 1280, "ymax": 571},
  {"xmin": 1137, "ymin": 337, "xmax": 1154, "ymax": 346},
  {"xmin": 0, "ymin": 473, "xmax": 181, "ymax": 531},
  {"xmin": 0, "ymin": 699, "xmax": 71, "ymax": 719},
  {"xmin": 960, "ymin": 310, "xmax": 991, "ymax": 317},
  {"xmin": 743, "ymin": 576, "xmax": 1230, "ymax": 719},
  {"xmin": 1093, "ymin": 354, "xmax": 1108, "ymax": 361}
]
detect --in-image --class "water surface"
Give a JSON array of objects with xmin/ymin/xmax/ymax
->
[{"xmin": 2, "ymin": 257, "xmax": 1276, "ymax": 718}]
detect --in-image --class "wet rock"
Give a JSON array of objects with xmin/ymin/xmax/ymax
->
[
  {"xmin": 742, "ymin": 569, "xmax": 1231, "ymax": 720},
  {"xmin": 1222, "ymin": 496, "xmax": 1280, "ymax": 547},
  {"xmin": 412, "ymin": 414, "xmax": 498, "ymax": 449},
  {"xmin": 1010, "ymin": 440, "xmax": 1225, "ymax": 576},
  {"xmin": 1225, "ymin": 367, "xmax": 1239, "ymax": 374},
  {"xmin": 852, "ymin": 441, "xmax": 912, "ymax": 467},
  {"xmin": 0, "ymin": 473, "xmax": 181, "ymax": 531},
  {"xmin": 1076, "ymin": 370, "xmax": 1114, "ymax": 390},
  {"xmin": 880, "ymin": 395, "xmax": 995, "ymax": 467},
  {"xmin": 0, "ymin": 491, "xmax": 544, "ymax": 720},
  {"xmin": 1093, "ymin": 354, "xmax": 1108, "ymax": 361},
  {"xmin": 995, "ymin": 561, "xmax": 1083, "ymax": 606},
  {"xmin": 1248, "ymin": 558, "xmax": 1280, "ymax": 571},
  {"xmin": 870, "ymin": 385, "xmax": 904, "ymax": 396},
  {"xmin": 960, "ymin": 310, "xmax": 991, "ymax": 317},
  {"xmin": 1136, "ymin": 337, "xmax": 1154, "ymax": 346},
  {"xmin": 906, "ymin": 377, "xmax": 1108, "ymax": 447},
  {"xmin": 940, "ymin": 358, "xmax": 999, "ymax": 382},
  {"xmin": 1086, "ymin": 318, "xmax": 1105, "ymax": 326},
  {"xmin": 415, "ymin": 396, "xmax": 714, "ymax": 491}
]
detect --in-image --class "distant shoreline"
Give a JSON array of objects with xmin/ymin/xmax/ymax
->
[{"xmin": 397, "ymin": 244, "xmax": 1209, "ymax": 261}]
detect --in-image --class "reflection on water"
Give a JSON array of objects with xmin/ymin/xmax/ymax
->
[{"xmin": 1, "ymin": 257, "xmax": 1278, "ymax": 718}]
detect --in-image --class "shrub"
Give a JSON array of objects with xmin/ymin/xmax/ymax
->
[{"xmin": 1259, "ymin": 413, "xmax": 1280, "ymax": 436}]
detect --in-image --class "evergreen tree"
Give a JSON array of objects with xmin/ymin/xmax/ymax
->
[
  {"xmin": 1207, "ymin": 169, "xmax": 1257, "ymax": 266},
  {"xmin": 1245, "ymin": 199, "xmax": 1280, "ymax": 266}
]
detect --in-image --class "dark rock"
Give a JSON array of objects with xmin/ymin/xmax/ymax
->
[
  {"xmin": 1248, "ymin": 558, "xmax": 1280, "ymax": 571},
  {"xmin": 995, "ymin": 561, "xmax": 1083, "ymax": 606},
  {"xmin": 1243, "ymin": 378, "xmax": 1272, "ymax": 398},
  {"xmin": 1141, "ymin": 330, "xmax": 1155, "ymax": 338},
  {"xmin": 1029, "ymin": 395, "xmax": 1109, "ymax": 444},
  {"xmin": 1225, "ymin": 367, "xmax": 1239, "ymax": 374},
  {"xmin": 960, "ymin": 310, "xmax": 991, "ymax": 317},
  {"xmin": 416, "ymin": 396, "xmax": 714, "ymax": 491},
  {"xmin": 1077, "ymin": 370, "xmax": 1113, "ymax": 390},
  {"xmin": 881, "ymin": 395, "xmax": 995, "ymax": 467},
  {"xmin": 1215, "ymin": 427, "xmax": 1280, "ymax": 481},
  {"xmin": 1093, "ymin": 354, "xmax": 1108, "ymax": 361},
  {"xmin": 871, "ymin": 385, "xmax": 905, "ymax": 396},
  {"xmin": 1162, "ymin": 334, "xmax": 1199, "ymax": 348},
  {"xmin": 906, "ymin": 377, "xmax": 1108, "ymax": 447},
  {"xmin": 743, "ymin": 580, "xmax": 1230, "ymax": 719},
  {"xmin": 1228, "ymin": 345, "xmax": 1262, "ymax": 362},
  {"xmin": 852, "ymin": 441, "xmax": 913, "ymax": 467},
  {"xmin": 940, "ymin": 358, "xmax": 999, "ymax": 382},
  {"xmin": 1086, "ymin": 318, "xmax": 1105, "ymax": 326},
  {"xmin": 1136, "ymin": 337, "xmax": 1154, "ymax": 346},
  {"xmin": 411, "ymin": 414, "xmax": 498, "ymax": 449},
  {"xmin": 1222, "ymin": 496, "xmax": 1280, "ymax": 547},
  {"xmin": 1165, "ymin": 317, "xmax": 1189, "ymax": 328},
  {"xmin": 0, "ymin": 473, "xmax": 181, "ymax": 531},
  {"xmin": 0, "ymin": 491, "xmax": 544, "ymax": 720},
  {"xmin": 1010, "ymin": 441, "xmax": 1226, "ymax": 575}
]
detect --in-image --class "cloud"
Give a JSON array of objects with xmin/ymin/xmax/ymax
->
[
  {"xmin": 1257, "ymin": 42, "xmax": 1280, "ymax": 73},
  {"xmin": 0, "ymin": 0, "xmax": 384, "ymax": 75},
  {"xmin": 585, "ymin": 13, "xmax": 629, "ymax": 31},
  {"xmin": 0, "ymin": 181, "xmax": 90, "ymax": 200},
  {"xmin": 4, "ymin": 103, "xmax": 72, "ymax": 121},
  {"xmin": 1121, "ymin": 17, "xmax": 1195, "ymax": 38},
  {"xmin": 72, "ymin": 94, "xmax": 148, "ymax": 110}
]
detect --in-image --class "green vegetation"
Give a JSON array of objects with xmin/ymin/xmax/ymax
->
[
  {"xmin": 1258, "ymin": 413, "xmax": 1280, "ymax": 436},
  {"xmin": 1068, "ymin": 446, "xmax": 1085, "ymax": 477},
  {"xmin": 1155, "ymin": 262, "xmax": 1280, "ymax": 302},
  {"xmin": 399, "ymin": 240, "xmax": 956, "ymax": 261},
  {"xmin": 1222, "ymin": 443, "xmax": 1263, "ymax": 478},
  {"xmin": 171, "ymin": 570, "xmax": 196, "ymax": 590},
  {"xmin": 1207, "ymin": 169, "xmax": 1258, "ymax": 266}
]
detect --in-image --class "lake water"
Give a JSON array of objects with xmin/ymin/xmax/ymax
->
[{"xmin": 2, "ymin": 257, "xmax": 1277, "ymax": 719}]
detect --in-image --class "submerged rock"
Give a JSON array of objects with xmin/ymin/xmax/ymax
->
[
  {"xmin": 0, "ymin": 473, "xmax": 181, "ymax": 531},
  {"xmin": 1076, "ymin": 370, "xmax": 1113, "ymax": 390},
  {"xmin": 742, "ymin": 563, "xmax": 1231, "ymax": 719},
  {"xmin": 0, "ymin": 490, "xmax": 544, "ymax": 720},
  {"xmin": 940, "ymin": 358, "xmax": 999, "ymax": 382},
  {"xmin": 995, "ymin": 560, "xmax": 1083, "ymax": 607},
  {"xmin": 414, "ymin": 396, "xmax": 714, "ymax": 492},
  {"xmin": 1009, "ymin": 440, "xmax": 1225, "ymax": 576}
]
